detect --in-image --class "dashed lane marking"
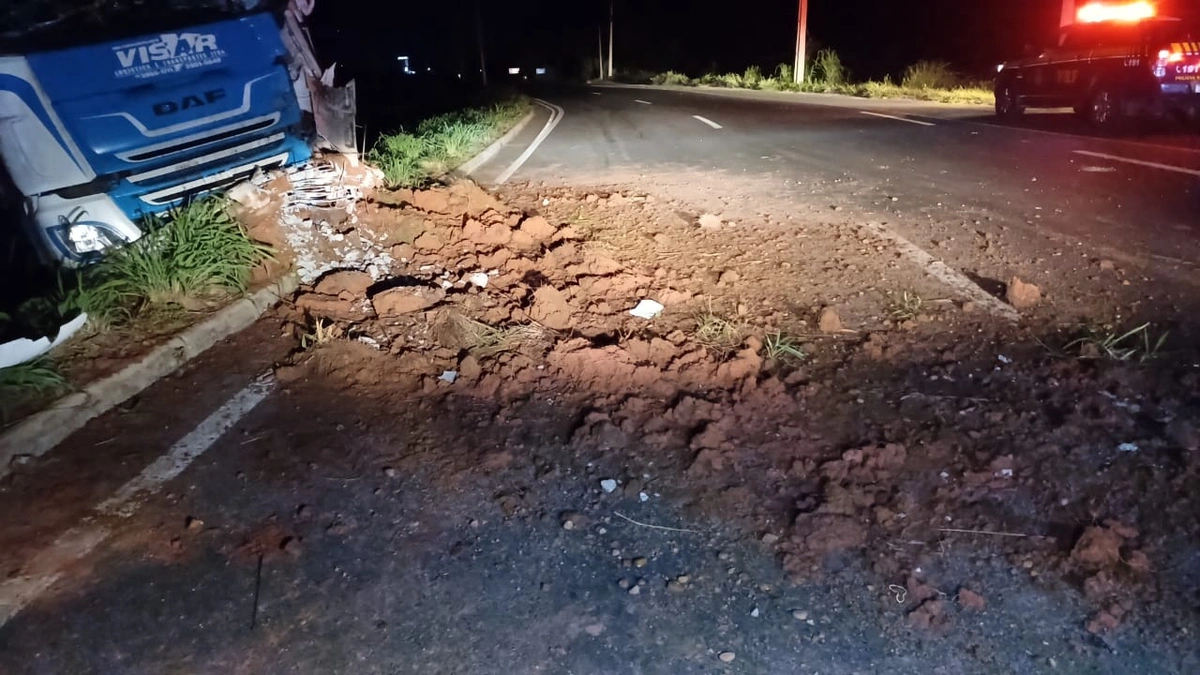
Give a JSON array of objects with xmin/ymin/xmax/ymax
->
[
  {"xmin": 1073, "ymin": 150, "xmax": 1200, "ymax": 178},
  {"xmin": 693, "ymin": 115, "xmax": 723, "ymax": 129},
  {"xmin": 858, "ymin": 222, "xmax": 1020, "ymax": 322},
  {"xmin": 860, "ymin": 111, "xmax": 936, "ymax": 127},
  {"xmin": 634, "ymin": 99, "xmax": 652, "ymax": 105},
  {"xmin": 0, "ymin": 374, "xmax": 276, "ymax": 628}
]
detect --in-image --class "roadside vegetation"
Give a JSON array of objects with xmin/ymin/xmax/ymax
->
[
  {"xmin": 1, "ymin": 196, "xmax": 270, "ymax": 413},
  {"xmin": 645, "ymin": 54, "xmax": 993, "ymax": 106},
  {"xmin": 370, "ymin": 99, "xmax": 532, "ymax": 188}
]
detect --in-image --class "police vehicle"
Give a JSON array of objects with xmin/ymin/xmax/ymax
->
[{"xmin": 994, "ymin": 5, "xmax": 1200, "ymax": 132}]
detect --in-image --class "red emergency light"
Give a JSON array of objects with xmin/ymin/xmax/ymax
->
[{"xmin": 1077, "ymin": 1, "xmax": 1157, "ymax": 23}]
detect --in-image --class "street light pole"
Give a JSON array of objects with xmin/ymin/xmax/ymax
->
[
  {"xmin": 608, "ymin": 0, "xmax": 615, "ymax": 81},
  {"xmin": 794, "ymin": 0, "xmax": 808, "ymax": 84},
  {"xmin": 598, "ymin": 26, "xmax": 605, "ymax": 79}
]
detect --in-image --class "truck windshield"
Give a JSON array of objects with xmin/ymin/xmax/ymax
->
[{"xmin": 0, "ymin": 0, "xmax": 272, "ymax": 53}]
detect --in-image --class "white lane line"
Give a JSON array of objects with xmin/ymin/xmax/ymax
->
[
  {"xmin": 693, "ymin": 115, "xmax": 723, "ymax": 129},
  {"xmin": 860, "ymin": 111, "xmax": 936, "ymax": 127},
  {"xmin": 859, "ymin": 222, "xmax": 1020, "ymax": 322},
  {"xmin": 495, "ymin": 98, "xmax": 565, "ymax": 184},
  {"xmin": 0, "ymin": 527, "xmax": 109, "ymax": 625},
  {"xmin": 592, "ymin": 92, "xmax": 603, "ymax": 96},
  {"xmin": 97, "ymin": 374, "xmax": 276, "ymax": 516},
  {"xmin": 0, "ymin": 374, "xmax": 275, "ymax": 628},
  {"xmin": 634, "ymin": 99, "xmax": 653, "ymax": 105},
  {"xmin": 1073, "ymin": 150, "xmax": 1200, "ymax": 178}
]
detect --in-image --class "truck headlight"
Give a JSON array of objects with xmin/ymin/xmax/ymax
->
[{"xmin": 66, "ymin": 222, "xmax": 120, "ymax": 254}]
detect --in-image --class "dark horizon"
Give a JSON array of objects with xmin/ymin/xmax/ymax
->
[{"xmin": 313, "ymin": 0, "xmax": 1200, "ymax": 81}]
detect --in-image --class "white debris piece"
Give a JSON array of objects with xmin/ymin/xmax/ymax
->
[
  {"xmin": 440, "ymin": 371, "xmax": 459, "ymax": 384},
  {"xmin": 639, "ymin": 492, "xmax": 650, "ymax": 502},
  {"xmin": 997, "ymin": 355, "xmax": 1012, "ymax": 365},
  {"xmin": 600, "ymin": 479, "xmax": 618, "ymax": 493},
  {"xmin": 468, "ymin": 272, "xmax": 490, "ymax": 288},
  {"xmin": 0, "ymin": 313, "xmax": 88, "ymax": 369},
  {"xmin": 227, "ymin": 182, "xmax": 270, "ymax": 210},
  {"xmin": 1118, "ymin": 443, "xmax": 1139, "ymax": 453},
  {"xmin": 277, "ymin": 161, "xmax": 393, "ymax": 284},
  {"xmin": 629, "ymin": 299, "xmax": 664, "ymax": 320}
]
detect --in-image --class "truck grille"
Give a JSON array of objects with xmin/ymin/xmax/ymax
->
[{"xmin": 117, "ymin": 114, "xmax": 281, "ymax": 164}]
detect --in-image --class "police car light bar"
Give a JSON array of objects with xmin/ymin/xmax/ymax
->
[{"xmin": 1077, "ymin": 1, "xmax": 1156, "ymax": 23}]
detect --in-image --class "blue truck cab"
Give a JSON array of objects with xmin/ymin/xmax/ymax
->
[{"xmin": 0, "ymin": 12, "xmax": 311, "ymax": 264}]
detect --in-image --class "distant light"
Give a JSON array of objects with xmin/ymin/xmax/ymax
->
[
  {"xmin": 996, "ymin": 63, "xmax": 1005, "ymax": 73},
  {"xmin": 1077, "ymin": 1, "xmax": 1156, "ymax": 23},
  {"xmin": 508, "ymin": 67, "xmax": 521, "ymax": 75},
  {"xmin": 536, "ymin": 67, "xmax": 547, "ymax": 75},
  {"xmin": 396, "ymin": 55, "xmax": 409, "ymax": 61}
]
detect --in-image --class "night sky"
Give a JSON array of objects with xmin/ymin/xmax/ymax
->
[{"xmin": 312, "ymin": 0, "xmax": 1200, "ymax": 81}]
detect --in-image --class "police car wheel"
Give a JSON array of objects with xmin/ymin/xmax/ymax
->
[{"xmin": 995, "ymin": 85, "xmax": 1023, "ymax": 119}]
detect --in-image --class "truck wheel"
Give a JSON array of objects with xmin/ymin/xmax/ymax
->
[
  {"xmin": 995, "ymin": 84, "xmax": 1024, "ymax": 119},
  {"xmin": 1087, "ymin": 87, "xmax": 1125, "ymax": 133}
]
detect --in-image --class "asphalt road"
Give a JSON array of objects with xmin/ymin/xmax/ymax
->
[{"xmin": 510, "ymin": 84, "xmax": 1200, "ymax": 286}]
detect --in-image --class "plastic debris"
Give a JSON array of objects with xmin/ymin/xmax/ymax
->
[
  {"xmin": 468, "ymin": 272, "xmax": 490, "ymax": 288},
  {"xmin": 440, "ymin": 371, "xmax": 459, "ymax": 384},
  {"xmin": 997, "ymin": 354, "xmax": 1012, "ymax": 365},
  {"xmin": 639, "ymin": 492, "xmax": 650, "ymax": 502},
  {"xmin": 1117, "ymin": 443, "xmax": 1139, "ymax": 453},
  {"xmin": 600, "ymin": 479, "xmax": 618, "ymax": 493},
  {"xmin": 629, "ymin": 299, "xmax": 664, "ymax": 320}
]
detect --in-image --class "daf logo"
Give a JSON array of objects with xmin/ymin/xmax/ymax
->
[{"xmin": 152, "ymin": 89, "xmax": 227, "ymax": 116}]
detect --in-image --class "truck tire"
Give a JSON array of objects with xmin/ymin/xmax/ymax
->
[
  {"xmin": 1086, "ymin": 86, "xmax": 1125, "ymax": 134},
  {"xmin": 995, "ymin": 83, "xmax": 1024, "ymax": 120}
]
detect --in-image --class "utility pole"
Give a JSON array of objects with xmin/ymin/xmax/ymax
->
[
  {"xmin": 608, "ymin": 0, "xmax": 615, "ymax": 81},
  {"xmin": 474, "ymin": 0, "xmax": 488, "ymax": 86},
  {"xmin": 1060, "ymin": 0, "xmax": 1076, "ymax": 27},
  {"xmin": 793, "ymin": 0, "xmax": 808, "ymax": 84},
  {"xmin": 598, "ymin": 26, "xmax": 605, "ymax": 79}
]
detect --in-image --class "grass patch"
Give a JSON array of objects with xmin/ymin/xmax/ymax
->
[
  {"xmin": 440, "ymin": 314, "xmax": 548, "ymax": 357},
  {"xmin": 300, "ymin": 318, "xmax": 343, "ymax": 350},
  {"xmin": 651, "ymin": 71, "xmax": 694, "ymax": 86},
  {"xmin": 901, "ymin": 60, "xmax": 959, "ymax": 90},
  {"xmin": 370, "ymin": 99, "xmax": 531, "ymax": 189},
  {"xmin": 646, "ymin": 53, "xmax": 993, "ymax": 106},
  {"xmin": 1062, "ymin": 323, "xmax": 1168, "ymax": 364},
  {"xmin": 693, "ymin": 310, "xmax": 746, "ymax": 354},
  {"xmin": 888, "ymin": 291, "xmax": 924, "ymax": 322},
  {"xmin": 809, "ymin": 50, "xmax": 848, "ymax": 87},
  {"xmin": 0, "ymin": 357, "xmax": 68, "ymax": 401},
  {"xmin": 763, "ymin": 333, "xmax": 807, "ymax": 363}
]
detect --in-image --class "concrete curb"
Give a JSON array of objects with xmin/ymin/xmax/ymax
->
[
  {"xmin": 0, "ymin": 274, "xmax": 299, "ymax": 478},
  {"xmin": 456, "ymin": 108, "xmax": 537, "ymax": 177}
]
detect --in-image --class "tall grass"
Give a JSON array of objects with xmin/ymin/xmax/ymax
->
[
  {"xmin": 651, "ymin": 71, "xmax": 694, "ymax": 86},
  {"xmin": 902, "ymin": 61, "xmax": 959, "ymax": 90},
  {"xmin": 646, "ymin": 53, "xmax": 992, "ymax": 106},
  {"xmin": 370, "ymin": 99, "xmax": 531, "ymax": 188},
  {"xmin": 101, "ymin": 198, "xmax": 271, "ymax": 309},
  {"xmin": 809, "ymin": 49, "xmax": 848, "ymax": 87}
]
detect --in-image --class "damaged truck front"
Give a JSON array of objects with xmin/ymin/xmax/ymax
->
[{"xmin": 0, "ymin": 9, "xmax": 312, "ymax": 264}]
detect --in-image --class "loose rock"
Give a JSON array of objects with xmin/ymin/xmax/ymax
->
[{"xmin": 1006, "ymin": 276, "xmax": 1042, "ymax": 310}]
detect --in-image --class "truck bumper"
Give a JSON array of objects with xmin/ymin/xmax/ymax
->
[{"xmin": 29, "ymin": 135, "xmax": 310, "ymax": 265}]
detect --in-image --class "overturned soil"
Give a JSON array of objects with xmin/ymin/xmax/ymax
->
[{"xmin": 263, "ymin": 174, "xmax": 1200, "ymax": 657}]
